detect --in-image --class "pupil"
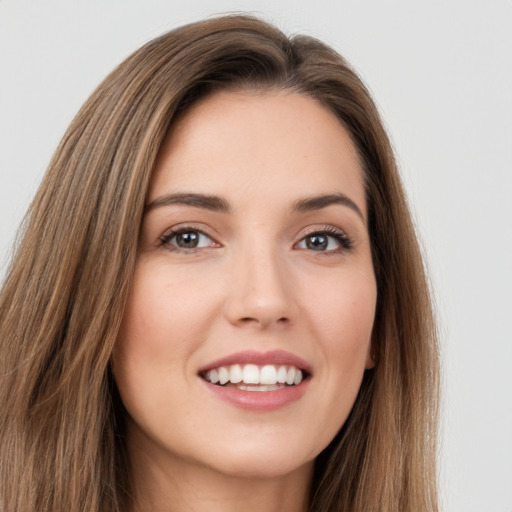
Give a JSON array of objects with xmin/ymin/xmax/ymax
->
[
  {"xmin": 177, "ymin": 232, "xmax": 198, "ymax": 248},
  {"xmin": 307, "ymin": 235, "xmax": 327, "ymax": 250}
]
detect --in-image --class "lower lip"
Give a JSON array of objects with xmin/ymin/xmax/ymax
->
[{"xmin": 201, "ymin": 379, "xmax": 310, "ymax": 411}]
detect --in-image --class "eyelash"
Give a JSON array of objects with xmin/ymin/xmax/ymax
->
[
  {"xmin": 159, "ymin": 225, "xmax": 217, "ymax": 252},
  {"xmin": 158, "ymin": 225, "xmax": 353, "ymax": 253},
  {"xmin": 296, "ymin": 226, "xmax": 353, "ymax": 254}
]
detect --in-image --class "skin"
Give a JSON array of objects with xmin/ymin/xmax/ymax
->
[{"xmin": 112, "ymin": 90, "xmax": 377, "ymax": 512}]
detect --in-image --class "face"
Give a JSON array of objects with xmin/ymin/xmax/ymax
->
[{"xmin": 112, "ymin": 90, "xmax": 377, "ymax": 482}]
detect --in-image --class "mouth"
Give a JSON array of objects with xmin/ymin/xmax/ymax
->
[{"xmin": 200, "ymin": 363, "xmax": 309, "ymax": 392}]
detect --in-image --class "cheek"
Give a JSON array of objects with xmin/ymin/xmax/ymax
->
[
  {"xmin": 111, "ymin": 260, "xmax": 229, "ymax": 413},
  {"xmin": 112, "ymin": 265, "xmax": 197, "ymax": 405},
  {"xmin": 287, "ymin": 268, "xmax": 376, "ymax": 457},
  {"xmin": 303, "ymin": 267, "xmax": 376, "ymax": 407},
  {"xmin": 115, "ymin": 262, "xmax": 219, "ymax": 360},
  {"xmin": 307, "ymin": 268, "xmax": 377, "ymax": 351}
]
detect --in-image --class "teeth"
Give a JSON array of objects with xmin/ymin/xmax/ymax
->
[
  {"xmin": 203, "ymin": 364, "xmax": 306, "ymax": 387},
  {"xmin": 229, "ymin": 364, "xmax": 242, "ymax": 384},
  {"xmin": 218, "ymin": 366, "xmax": 229, "ymax": 385},
  {"xmin": 242, "ymin": 364, "xmax": 260, "ymax": 384},
  {"xmin": 209, "ymin": 369, "xmax": 219, "ymax": 384},
  {"xmin": 238, "ymin": 384, "xmax": 284, "ymax": 392},
  {"xmin": 276, "ymin": 365, "xmax": 287, "ymax": 383},
  {"xmin": 260, "ymin": 365, "xmax": 277, "ymax": 385}
]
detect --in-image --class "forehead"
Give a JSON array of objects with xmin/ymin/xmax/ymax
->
[{"xmin": 149, "ymin": 90, "xmax": 366, "ymax": 216}]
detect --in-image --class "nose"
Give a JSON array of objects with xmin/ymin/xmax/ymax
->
[{"xmin": 223, "ymin": 245, "xmax": 298, "ymax": 330}]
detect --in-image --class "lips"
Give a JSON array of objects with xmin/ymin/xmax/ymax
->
[{"xmin": 198, "ymin": 350, "xmax": 311, "ymax": 410}]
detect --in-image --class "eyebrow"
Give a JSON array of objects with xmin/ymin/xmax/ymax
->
[
  {"xmin": 293, "ymin": 193, "xmax": 365, "ymax": 222},
  {"xmin": 145, "ymin": 193, "xmax": 230, "ymax": 213},
  {"xmin": 145, "ymin": 191, "xmax": 365, "ymax": 222}
]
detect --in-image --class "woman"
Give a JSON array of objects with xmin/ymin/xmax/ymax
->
[{"xmin": 0, "ymin": 14, "xmax": 439, "ymax": 512}]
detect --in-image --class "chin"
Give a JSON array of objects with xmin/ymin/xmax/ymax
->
[{"xmin": 197, "ymin": 438, "xmax": 317, "ymax": 480}]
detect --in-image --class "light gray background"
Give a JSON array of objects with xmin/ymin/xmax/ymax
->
[{"xmin": 1, "ymin": 1, "xmax": 511, "ymax": 511}]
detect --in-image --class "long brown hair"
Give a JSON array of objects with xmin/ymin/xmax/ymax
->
[{"xmin": 0, "ymin": 14, "xmax": 439, "ymax": 512}]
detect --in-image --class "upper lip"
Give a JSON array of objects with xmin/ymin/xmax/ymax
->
[{"xmin": 198, "ymin": 350, "xmax": 313, "ymax": 375}]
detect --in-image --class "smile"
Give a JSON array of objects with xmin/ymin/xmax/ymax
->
[
  {"xmin": 198, "ymin": 350, "xmax": 312, "ymax": 409},
  {"xmin": 201, "ymin": 364, "xmax": 305, "ymax": 391}
]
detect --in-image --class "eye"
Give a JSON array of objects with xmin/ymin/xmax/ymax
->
[
  {"xmin": 160, "ymin": 228, "xmax": 218, "ymax": 251},
  {"xmin": 295, "ymin": 229, "xmax": 352, "ymax": 252}
]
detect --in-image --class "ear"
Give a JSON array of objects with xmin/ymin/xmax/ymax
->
[{"xmin": 364, "ymin": 336, "xmax": 377, "ymax": 369}]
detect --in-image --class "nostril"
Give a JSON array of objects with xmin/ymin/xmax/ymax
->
[
  {"xmin": 240, "ymin": 317, "xmax": 258, "ymax": 323},
  {"xmin": 238, "ymin": 316, "xmax": 290, "ymax": 327}
]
